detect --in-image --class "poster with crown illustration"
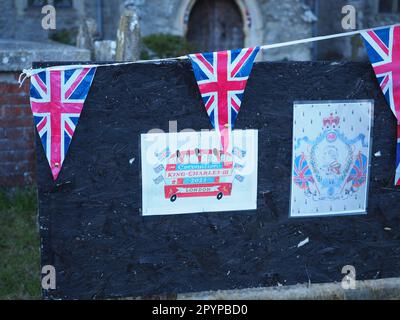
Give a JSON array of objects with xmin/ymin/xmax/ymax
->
[{"xmin": 290, "ymin": 100, "xmax": 374, "ymax": 217}]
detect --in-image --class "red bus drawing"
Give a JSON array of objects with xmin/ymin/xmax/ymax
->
[{"xmin": 164, "ymin": 148, "xmax": 234, "ymax": 202}]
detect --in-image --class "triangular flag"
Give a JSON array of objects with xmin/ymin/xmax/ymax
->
[
  {"xmin": 30, "ymin": 67, "xmax": 96, "ymax": 180},
  {"xmin": 360, "ymin": 25, "xmax": 400, "ymax": 185},
  {"xmin": 189, "ymin": 47, "xmax": 259, "ymax": 152}
]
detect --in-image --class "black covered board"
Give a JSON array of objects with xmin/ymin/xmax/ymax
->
[{"xmin": 35, "ymin": 61, "xmax": 400, "ymax": 299}]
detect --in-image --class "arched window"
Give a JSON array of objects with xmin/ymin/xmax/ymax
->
[{"xmin": 186, "ymin": 0, "xmax": 244, "ymax": 52}]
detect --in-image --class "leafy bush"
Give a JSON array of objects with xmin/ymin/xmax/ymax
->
[
  {"xmin": 49, "ymin": 28, "xmax": 78, "ymax": 46},
  {"xmin": 141, "ymin": 33, "xmax": 199, "ymax": 60}
]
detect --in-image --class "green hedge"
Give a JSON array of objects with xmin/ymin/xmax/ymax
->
[{"xmin": 141, "ymin": 33, "xmax": 199, "ymax": 60}]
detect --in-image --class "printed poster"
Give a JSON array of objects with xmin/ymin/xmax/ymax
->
[
  {"xmin": 290, "ymin": 100, "xmax": 373, "ymax": 217},
  {"xmin": 141, "ymin": 130, "xmax": 258, "ymax": 216}
]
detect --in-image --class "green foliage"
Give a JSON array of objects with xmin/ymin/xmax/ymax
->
[
  {"xmin": 141, "ymin": 33, "xmax": 199, "ymax": 60},
  {"xmin": 0, "ymin": 188, "xmax": 37, "ymax": 213},
  {"xmin": 49, "ymin": 28, "xmax": 77, "ymax": 46},
  {"xmin": 0, "ymin": 188, "xmax": 40, "ymax": 299}
]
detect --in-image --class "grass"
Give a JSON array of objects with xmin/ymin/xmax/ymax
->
[{"xmin": 0, "ymin": 188, "xmax": 41, "ymax": 300}]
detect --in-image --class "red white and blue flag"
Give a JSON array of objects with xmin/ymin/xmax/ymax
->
[
  {"xmin": 347, "ymin": 152, "xmax": 368, "ymax": 188},
  {"xmin": 30, "ymin": 67, "xmax": 96, "ymax": 180},
  {"xmin": 361, "ymin": 25, "xmax": 400, "ymax": 185},
  {"xmin": 189, "ymin": 47, "xmax": 259, "ymax": 152},
  {"xmin": 293, "ymin": 153, "xmax": 315, "ymax": 190}
]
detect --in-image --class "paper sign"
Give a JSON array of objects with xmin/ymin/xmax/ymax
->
[
  {"xmin": 141, "ymin": 130, "xmax": 258, "ymax": 216},
  {"xmin": 290, "ymin": 101, "xmax": 373, "ymax": 217}
]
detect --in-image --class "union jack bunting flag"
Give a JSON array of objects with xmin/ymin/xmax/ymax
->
[
  {"xmin": 234, "ymin": 174, "xmax": 244, "ymax": 182},
  {"xmin": 153, "ymin": 175, "xmax": 165, "ymax": 185},
  {"xmin": 347, "ymin": 152, "xmax": 368, "ymax": 188},
  {"xmin": 232, "ymin": 146, "xmax": 246, "ymax": 158},
  {"xmin": 153, "ymin": 164, "xmax": 165, "ymax": 174},
  {"xmin": 234, "ymin": 162, "xmax": 244, "ymax": 170},
  {"xmin": 293, "ymin": 153, "xmax": 315, "ymax": 190},
  {"xmin": 30, "ymin": 67, "xmax": 96, "ymax": 180},
  {"xmin": 361, "ymin": 25, "xmax": 400, "ymax": 185},
  {"xmin": 155, "ymin": 147, "xmax": 170, "ymax": 161},
  {"xmin": 188, "ymin": 47, "xmax": 259, "ymax": 151}
]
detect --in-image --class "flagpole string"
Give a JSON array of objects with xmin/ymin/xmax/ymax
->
[
  {"xmin": 19, "ymin": 23, "xmax": 399, "ymax": 87},
  {"xmin": 260, "ymin": 29, "xmax": 363, "ymax": 50},
  {"xmin": 259, "ymin": 23, "xmax": 398, "ymax": 49}
]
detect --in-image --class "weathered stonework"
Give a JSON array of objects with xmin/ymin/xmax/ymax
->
[
  {"xmin": 0, "ymin": 0, "xmax": 316, "ymax": 61},
  {"xmin": 1, "ymin": 0, "xmax": 400, "ymax": 61},
  {"xmin": 115, "ymin": 5, "xmax": 141, "ymax": 61},
  {"xmin": 0, "ymin": 40, "xmax": 90, "ymax": 71}
]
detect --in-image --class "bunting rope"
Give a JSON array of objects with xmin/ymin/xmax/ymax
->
[{"xmin": 18, "ymin": 23, "xmax": 400, "ymax": 87}]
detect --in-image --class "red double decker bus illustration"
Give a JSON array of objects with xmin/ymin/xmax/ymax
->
[{"xmin": 164, "ymin": 148, "xmax": 233, "ymax": 202}]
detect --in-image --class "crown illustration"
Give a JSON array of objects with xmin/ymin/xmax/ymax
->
[{"xmin": 323, "ymin": 113, "xmax": 340, "ymax": 127}]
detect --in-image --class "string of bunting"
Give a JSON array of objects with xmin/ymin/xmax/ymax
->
[{"xmin": 20, "ymin": 24, "xmax": 400, "ymax": 184}]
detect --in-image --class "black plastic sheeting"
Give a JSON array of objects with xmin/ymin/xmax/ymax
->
[{"xmin": 35, "ymin": 61, "xmax": 400, "ymax": 299}]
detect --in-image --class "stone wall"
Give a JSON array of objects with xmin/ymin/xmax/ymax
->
[
  {"xmin": 0, "ymin": 1, "xmax": 15, "ymax": 40},
  {"xmin": 131, "ymin": 0, "xmax": 315, "ymax": 60},
  {"xmin": 2, "ymin": 0, "xmax": 400, "ymax": 61},
  {"xmin": 0, "ymin": 0, "xmax": 316, "ymax": 61},
  {"xmin": 127, "ymin": 0, "xmax": 315, "ymax": 61},
  {"xmin": 257, "ymin": 0, "xmax": 316, "ymax": 60},
  {"xmin": 0, "ymin": 1, "xmax": 84, "ymax": 43}
]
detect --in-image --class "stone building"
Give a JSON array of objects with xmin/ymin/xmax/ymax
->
[
  {"xmin": 1, "ymin": 0, "xmax": 400, "ymax": 61},
  {"xmin": 0, "ymin": 0, "xmax": 315, "ymax": 61}
]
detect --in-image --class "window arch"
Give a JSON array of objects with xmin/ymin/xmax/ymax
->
[
  {"xmin": 173, "ymin": 0, "xmax": 264, "ymax": 50},
  {"xmin": 186, "ymin": 0, "xmax": 244, "ymax": 52}
]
